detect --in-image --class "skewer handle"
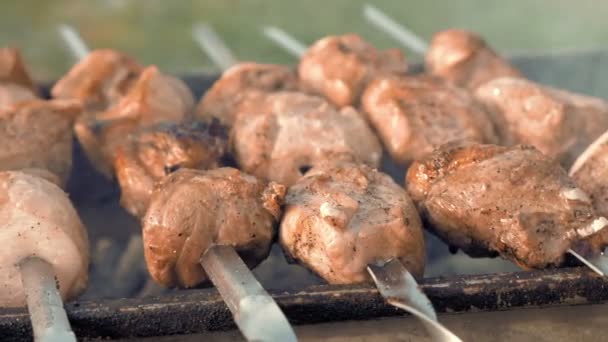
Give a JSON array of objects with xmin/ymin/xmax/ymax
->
[
  {"xmin": 262, "ymin": 26, "xmax": 307, "ymax": 58},
  {"xmin": 363, "ymin": 4, "xmax": 428, "ymax": 55},
  {"xmin": 200, "ymin": 245, "xmax": 297, "ymax": 342},
  {"xmin": 19, "ymin": 257, "xmax": 77, "ymax": 342},
  {"xmin": 192, "ymin": 23, "xmax": 239, "ymax": 71},
  {"xmin": 57, "ymin": 24, "xmax": 90, "ymax": 61}
]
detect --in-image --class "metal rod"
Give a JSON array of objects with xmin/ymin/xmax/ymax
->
[
  {"xmin": 362, "ymin": 4, "xmax": 428, "ymax": 55},
  {"xmin": 200, "ymin": 245, "xmax": 297, "ymax": 342},
  {"xmin": 368, "ymin": 259, "xmax": 462, "ymax": 342},
  {"xmin": 262, "ymin": 26, "xmax": 307, "ymax": 58},
  {"xmin": 19, "ymin": 257, "xmax": 77, "ymax": 342},
  {"xmin": 57, "ymin": 24, "xmax": 90, "ymax": 61},
  {"xmin": 192, "ymin": 23, "xmax": 238, "ymax": 71},
  {"xmin": 567, "ymin": 248, "xmax": 608, "ymax": 276}
]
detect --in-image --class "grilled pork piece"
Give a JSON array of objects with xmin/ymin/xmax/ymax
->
[
  {"xmin": 475, "ymin": 77, "xmax": 608, "ymax": 168},
  {"xmin": 232, "ymin": 91, "xmax": 382, "ymax": 186},
  {"xmin": 0, "ymin": 48, "xmax": 38, "ymax": 110},
  {"xmin": 74, "ymin": 66, "xmax": 195, "ymax": 177},
  {"xmin": 142, "ymin": 167, "xmax": 285, "ymax": 288},
  {"xmin": 406, "ymin": 141, "xmax": 608, "ymax": 269},
  {"xmin": 0, "ymin": 99, "xmax": 81, "ymax": 186},
  {"xmin": 426, "ymin": 29, "xmax": 522, "ymax": 89},
  {"xmin": 570, "ymin": 131, "xmax": 608, "ymax": 220},
  {"xmin": 281, "ymin": 161, "xmax": 425, "ymax": 284},
  {"xmin": 114, "ymin": 118, "xmax": 229, "ymax": 218},
  {"xmin": 299, "ymin": 34, "xmax": 406, "ymax": 107},
  {"xmin": 0, "ymin": 170, "xmax": 89, "ymax": 307},
  {"xmin": 362, "ymin": 74, "xmax": 497, "ymax": 164},
  {"xmin": 52, "ymin": 49, "xmax": 142, "ymax": 111},
  {"xmin": 196, "ymin": 63, "xmax": 299, "ymax": 126}
]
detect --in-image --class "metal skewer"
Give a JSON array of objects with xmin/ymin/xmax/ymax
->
[
  {"xmin": 191, "ymin": 23, "xmax": 298, "ymax": 342},
  {"xmin": 362, "ymin": 3, "xmax": 428, "ymax": 55},
  {"xmin": 58, "ymin": 24, "xmax": 90, "ymax": 61},
  {"xmin": 19, "ymin": 257, "xmax": 77, "ymax": 342},
  {"xmin": 262, "ymin": 26, "xmax": 306, "ymax": 58}
]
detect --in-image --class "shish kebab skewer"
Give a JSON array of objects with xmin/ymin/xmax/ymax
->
[
  {"xmin": 359, "ymin": 7, "xmax": 608, "ymax": 274},
  {"xmin": 258, "ymin": 26, "xmax": 461, "ymax": 342},
  {"xmin": 188, "ymin": 22, "xmax": 299, "ymax": 342},
  {"xmin": 57, "ymin": 24, "xmax": 147, "ymax": 297},
  {"xmin": 0, "ymin": 49, "xmax": 88, "ymax": 342}
]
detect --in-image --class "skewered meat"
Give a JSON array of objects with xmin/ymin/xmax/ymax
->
[
  {"xmin": 299, "ymin": 34, "xmax": 406, "ymax": 107},
  {"xmin": 0, "ymin": 48, "xmax": 38, "ymax": 110},
  {"xmin": 74, "ymin": 66, "xmax": 195, "ymax": 177},
  {"xmin": 0, "ymin": 99, "xmax": 81, "ymax": 186},
  {"xmin": 280, "ymin": 161, "xmax": 425, "ymax": 284},
  {"xmin": 406, "ymin": 141, "xmax": 608, "ymax": 269},
  {"xmin": 142, "ymin": 167, "xmax": 285, "ymax": 287},
  {"xmin": 51, "ymin": 49, "xmax": 142, "ymax": 111},
  {"xmin": 196, "ymin": 63, "xmax": 299, "ymax": 126},
  {"xmin": 232, "ymin": 91, "xmax": 382, "ymax": 186},
  {"xmin": 361, "ymin": 74, "xmax": 498, "ymax": 164},
  {"xmin": 425, "ymin": 29, "xmax": 522, "ymax": 89},
  {"xmin": 114, "ymin": 118, "xmax": 229, "ymax": 218},
  {"xmin": 0, "ymin": 170, "xmax": 89, "ymax": 307},
  {"xmin": 475, "ymin": 77, "xmax": 608, "ymax": 167}
]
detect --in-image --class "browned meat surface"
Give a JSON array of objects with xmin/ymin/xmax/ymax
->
[
  {"xmin": 280, "ymin": 161, "xmax": 425, "ymax": 284},
  {"xmin": 232, "ymin": 91, "xmax": 382, "ymax": 186},
  {"xmin": 362, "ymin": 74, "xmax": 497, "ymax": 164},
  {"xmin": 0, "ymin": 170, "xmax": 89, "ymax": 307},
  {"xmin": 51, "ymin": 49, "xmax": 142, "ymax": 111},
  {"xmin": 0, "ymin": 48, "xmax": 38, "ymax": 110},
  {"xmin": 196, "ymin": 62, "xmax": 299, "ymax": 127},
  {"xmin": 475, "ymin": 77, "xmax": 608, "ymax": 167},
  {"xmin": 114, "ymin": 118, "xmax": 229, "ymax": 218},
  {"xmin": 425, "ymin": 29, "xmax": 522, "ymax": 89},
  {"xmin": 406, "ymin": 141, "xmax": 608, "ymax": 269},
  {"xmin": 142, "ymin": 167, "xmax": 285, "ymax": 288},
  {"xmin": 0, "ymin": 99, "xmax": 81, "ymax": 186},
  {"xmin": 299, "ymin": 34, "xmax": 406, "ymax": 107},
  {"xmin": 74, "ymin": 66, "xmax": 195, "ymax": 178},
  {"xmin": 570, "ymin": 131, "xmax": 608, "ymax": 219}
]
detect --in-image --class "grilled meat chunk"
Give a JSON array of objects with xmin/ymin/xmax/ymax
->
[
  {"xmin": 280, "ymin": 161, "xmax": 425, "ymax": 284},
  {"xmin": 362, "ymin": 75, "xmax": 497, "ymax": 164},
  {"xmin": 570, "ymin": 131, "xmax": 608, "ymax": 219},
  {"xmin": 142, "ymin": 167, "xmax": 285, "ymax": 288},
  {"xmin": 0, "ymin": 170, "xmax": 89, "ymax": 307},
  {"xmin": 196, "ymin": 63, "xmax": 299, "ymax": 127},
  {"xmin": 51, "ymin": 49, "xmax": 142, "ymax": 111},
  {"xmin": 0, "ymin": 48, "xmax": 38, "ymax": 110},
  {"xmin": 426, "ymin": 29, "xmax": 522, "ymax": 89},
  {"xmin": 406, "ymin": 141, "xmax": 608, "ymax": 269},
  {"xmin": 74, "ymin": 66, "xmax": 195, "ymax": 177},
  {"xmin": 0, "ymin": 99, "xmax": 81, "ymax": 186},
  {"xmin": 232, "ymin": 91, "xmax": 382, "ymax": 186},
  {"xmin": 114, "ymin": 118, "xmax": 229, "ymax": 218},
  {"xmin": 475, "ymin": 77, "xmax": 608, "ymax": 167},
  {"xmin": 299, "ymin": 34, "xmax": 406, "ymax": 107}
]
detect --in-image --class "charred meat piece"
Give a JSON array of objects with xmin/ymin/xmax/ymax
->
[
  {"xmin": 51, "ymin": 49, "xmax": 142, "ymax": 111},
  {"xmin": 114, "ymin": 118, "xmax": 229, "ymax": 218},
  {"xmin": 299, "ymin": 34, "xmax": 406, "ymax": 107},
  {"xmin": 406, "ymin": 141, "xmax": 608, "ymax": 269},
  {"xmin": 426, "ymin": 29, "xmax": 522, "ymax": 89},
  {"xmin": 75, "ymin": 66, "xmax": 195, "ymax": 178},
  {"xmin": 0, "ymin": 48, "xmax": 38, "ymax": 110},
  {"xmin": 142, "ymin": 167, "xmax": 285, "ymax": 288},
  {"xmin": 196, "ymin": 63, "xmax": 299, "ymax": 127},
  {"xmin": 0, "ymin": 99, "xmax": 81, "ymax": 187},
  {"xmin": 362, "ymin": 74, "xmax": 497, "ymax": 164},
  {"xmin": 280, "ymin": 161, "xmax": 425, "ymax": 284},
  {"xmin": 232, "ymin": 91, "xmax": 382, "ymax": 186},
  {"xmin": 0, "ymin": 170, "xmax": 89, "ymax": 307},
  {"xmin": 475, "ymin": 77, "xmax": 608, "ymax": 168}
]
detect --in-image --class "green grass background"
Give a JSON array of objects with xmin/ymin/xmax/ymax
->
[{"xmin": 1, "ymin": 0, "xmax": 607, "ymax": 80}]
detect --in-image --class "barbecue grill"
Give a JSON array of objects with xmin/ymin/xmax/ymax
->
[{"xmin": 2, "ymin": 45, "xmax": 608, "ymax": 341}]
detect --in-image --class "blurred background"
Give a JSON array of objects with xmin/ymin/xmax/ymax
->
[{"xmin": 2, "ymin": 0, "xmax": 607, "ymax": 80}]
